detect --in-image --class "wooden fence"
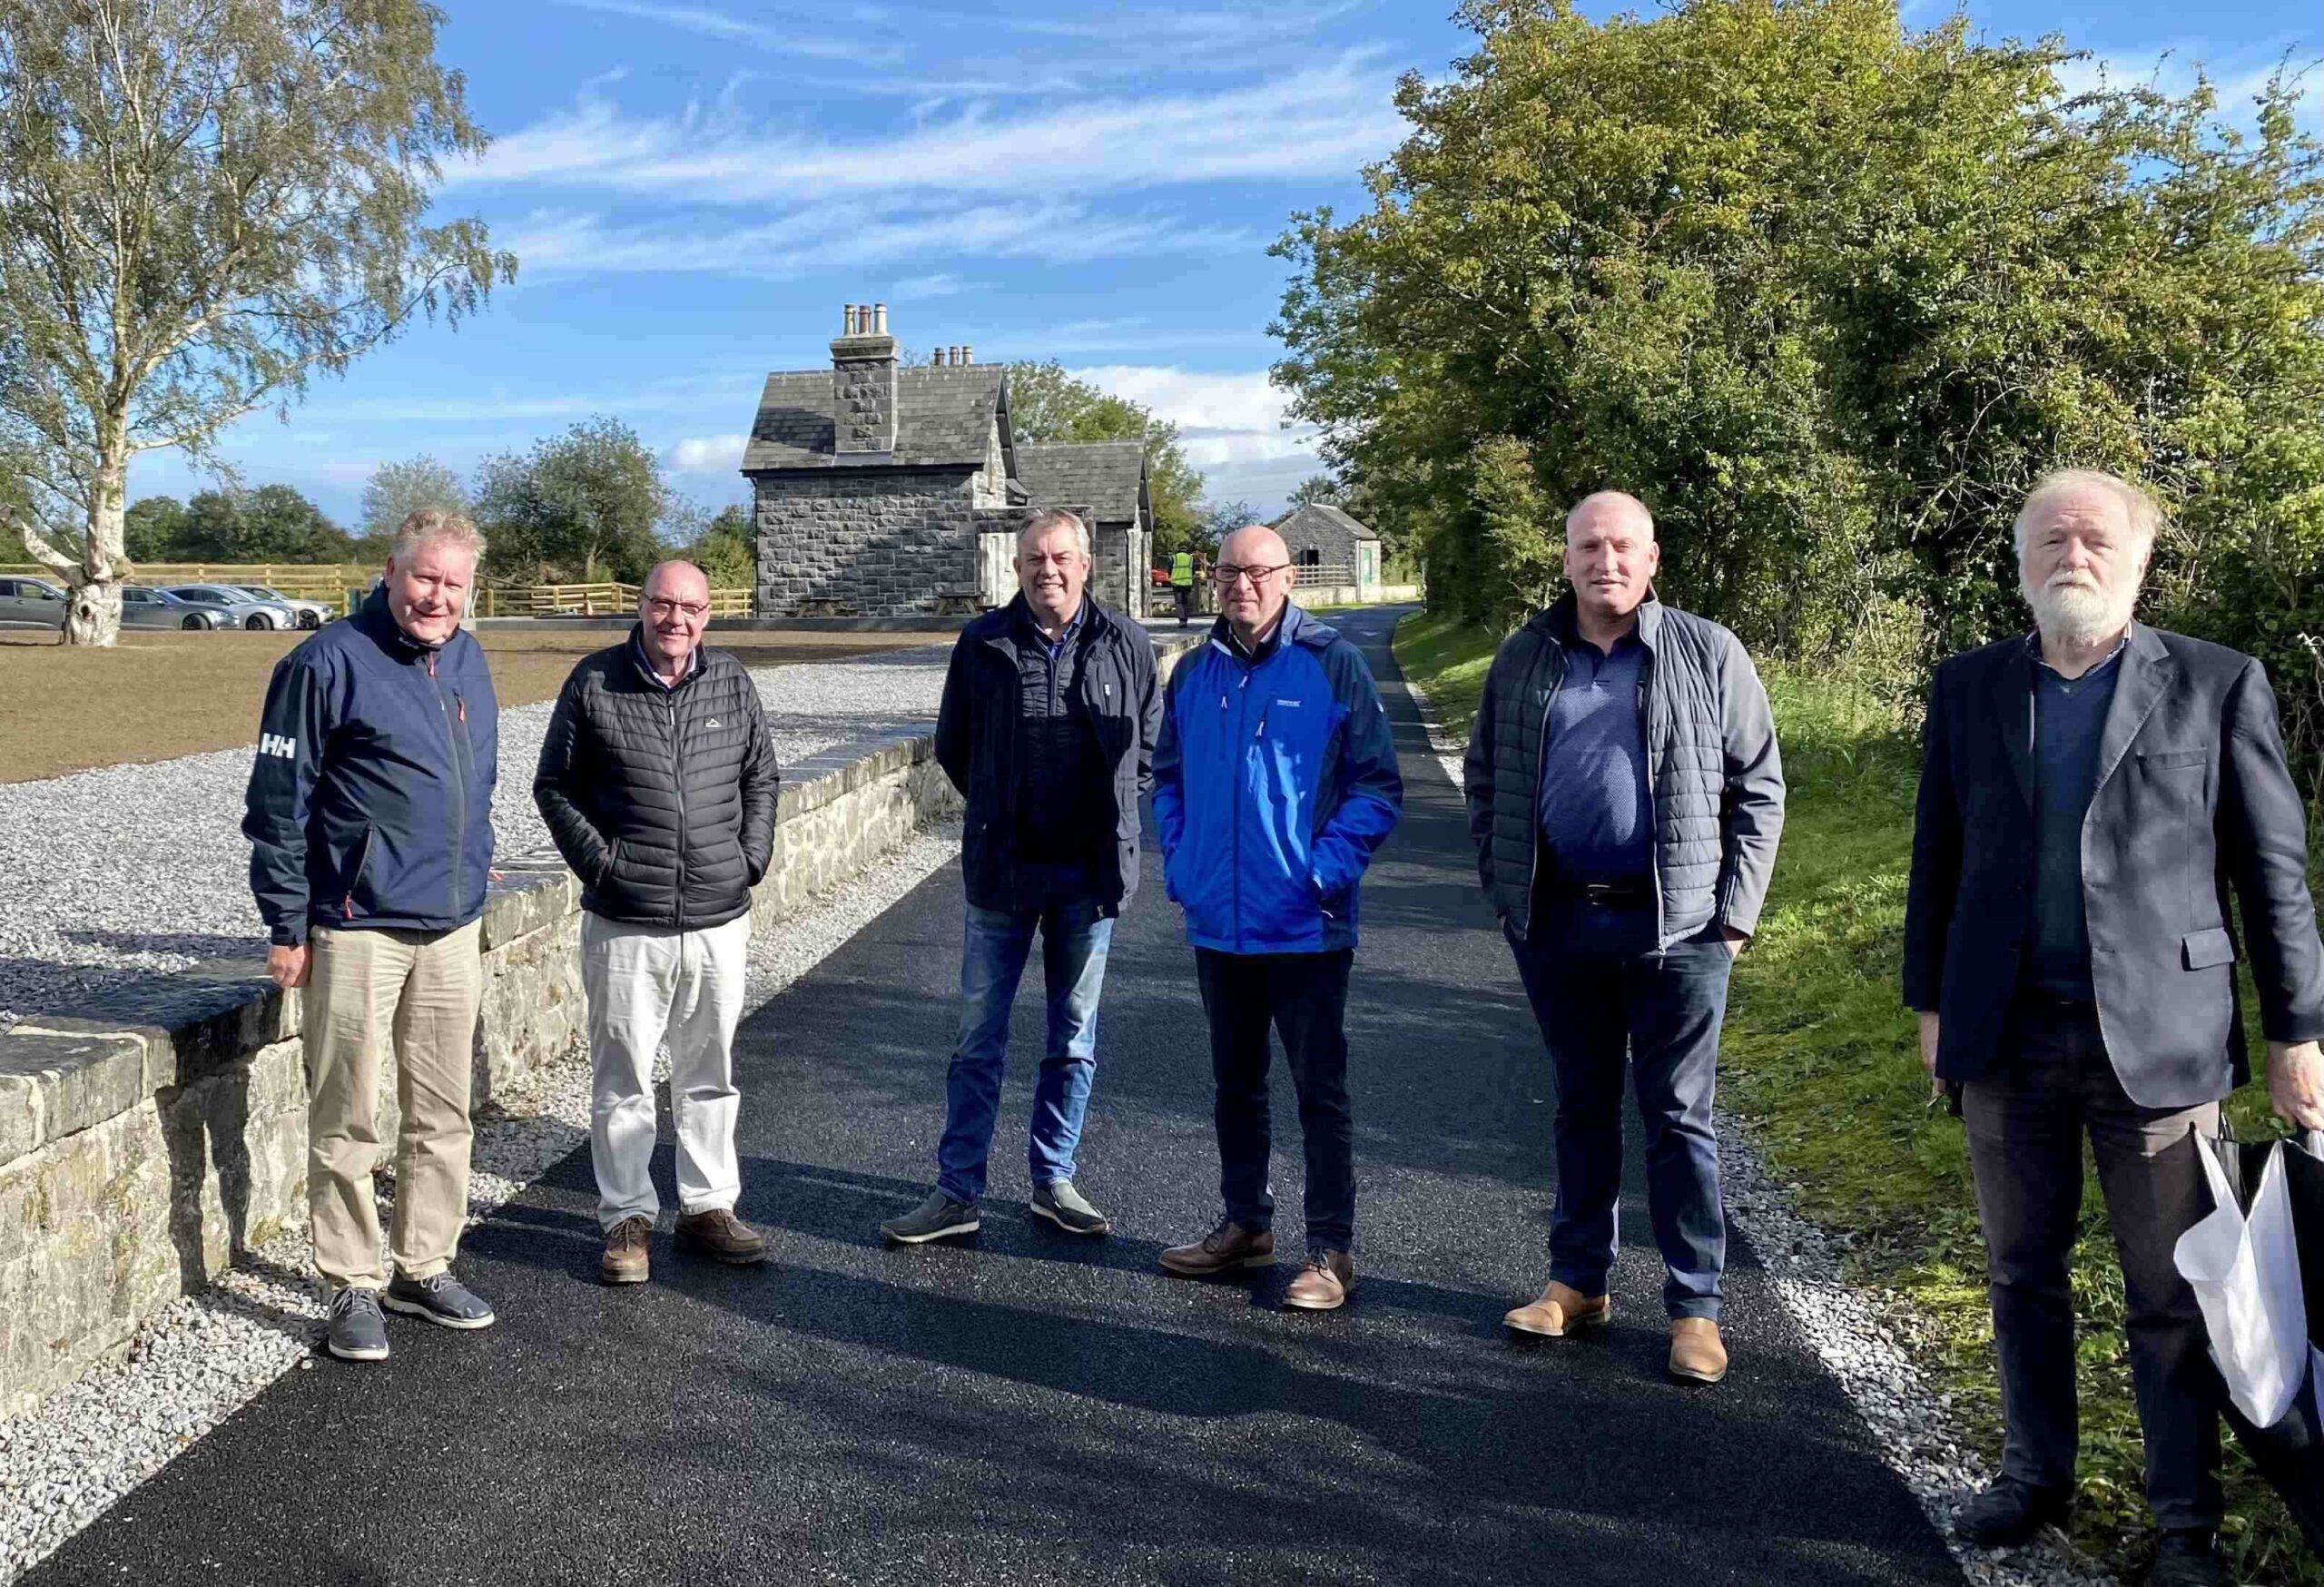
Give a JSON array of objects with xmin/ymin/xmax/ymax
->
[{"xmin": 472, "ymin": 583, "xmax": 754, "ymax": 618}]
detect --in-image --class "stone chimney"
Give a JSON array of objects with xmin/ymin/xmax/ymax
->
[
  {"xmin": 960, "ymin": 345, "xmax": 973, "ymax": 365},
  {"xmin": 831, "ymin": 301, "xmax": 898, "ymax": 454}
]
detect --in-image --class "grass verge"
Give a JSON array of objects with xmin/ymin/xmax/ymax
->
[{"xmin": 1390, "ymin": 610, "xmax": 2316, "ymax": 1587}]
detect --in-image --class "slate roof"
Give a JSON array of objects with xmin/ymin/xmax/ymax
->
[
  {"xmin": 1014, "ymin": 442, "xmax": 1148, "ymax": 524},
  {"xmin": 1276, "ymin": 501, "xmax": 1379, "ymax": 543},
  {"xmin": 742, "ymin": 363, "xmax": 1009, "ymax": 472}
]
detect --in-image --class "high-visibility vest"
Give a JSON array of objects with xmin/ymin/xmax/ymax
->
[{"xmin": 1170, "ymin": 551, "xmax": 1196, "ymax": 587}]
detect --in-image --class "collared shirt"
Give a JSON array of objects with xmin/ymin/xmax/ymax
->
[
  {"xmin": 1029, "ymin": 600, "xmax": 1085, "ymax": 661},
  {"xmin": 2025, "ymin": 631, "xmax": 2130, "ymax": 1000},
  {"xmin": 1225, "ymin": 608, "xmax": 1286, "ymax": 665},
  {"xmin": 630, "ymin": 632, "xmax": 699, "ymax": 693},
  {"xmin": 1537, "ymin": 630, "xmax": 1653, "ymax": 886}
]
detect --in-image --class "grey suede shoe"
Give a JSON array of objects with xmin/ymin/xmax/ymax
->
[
  {"xmin": 383, "ymin": 1271, "xmax": 497, "ymax": 1330},
  {"xmin": 881, "ymin": 1190, "xmax": 980, "ymax": 1245},
  {"xmin": 1029, "ymin": 1179, "xmax": 1110, "ymax": 1236},
  {"xmin": 325, "ymin": 1287, "xmax": 389, "ymax": 1362}
]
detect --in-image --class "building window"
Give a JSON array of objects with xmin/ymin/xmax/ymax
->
[{"xmin": 1297, "ymin": 547, "xmax": 1321, "ymax": 567}]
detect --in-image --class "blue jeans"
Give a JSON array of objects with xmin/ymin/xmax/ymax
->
[
  {"xmin": 1506, "ymin": 904, "xmax": 1732, "ymax": 1320},
  {"xmin": 935, "ymin": 894, "xmax": 1116, "ymax": 1205}
]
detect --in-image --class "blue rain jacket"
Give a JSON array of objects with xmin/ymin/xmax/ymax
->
[{"xmin": 1152, "ymin": 605, "xmax": 1403, "ymax": 954}]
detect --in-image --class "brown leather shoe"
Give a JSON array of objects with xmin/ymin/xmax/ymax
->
[
  {"xmin": 600, "ymin": 1215, "xmax": 651, "ymax": 1286},
  {"xmin": 1669, "ymin": 1317, "xmax": 1728, "ymax": 1384},
  {"xmin": 1157, "ymin": 1218, "xmax": 1275, "ymax": 1276},
  {"xmin": 1503, "ymin": 1280, "xmax": 1611, "ymax": 1337},
  {"xmin": 1283, "ymin": 1249, "xmax": 1356, "ymax": 1311},
  {"xmin": 674, "ymin": 1208, "xmax": 767, "ymax": 1266}
]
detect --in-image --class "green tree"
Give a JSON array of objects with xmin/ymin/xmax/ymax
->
[
  {"xmin": 686, "ymin": 503, "xmax": 757, "ymax": 589},
  {"xmin": 0, "ymin": 0, "xmax": 510, "ymax": 644},
  {"xmin": 359, "ymin": 456, "xmax": 470, "ymax": 548},
  {"xmin": 122, "ymin": 496, "xmax": 186, "ymax": 562},
  {"xmin": 1008, "ymin": 361, "xmax": 1207, "ymax": 557},
  {"xmin": 473, "ymin": 418, "xmax": 668, "ymax": 583}
]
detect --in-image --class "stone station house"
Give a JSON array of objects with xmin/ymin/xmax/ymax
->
[{"xmin": 743, "ymin": 304, "xmax": 1152, "ymax": 617}]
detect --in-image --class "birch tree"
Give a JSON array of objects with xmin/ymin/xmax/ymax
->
[{"xmin": 0, "ymin": 0, "xmax": 512, "ymax": 644}]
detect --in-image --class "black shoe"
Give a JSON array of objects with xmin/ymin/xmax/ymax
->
[
  {"xmin": 2146, "ymin": 1530, "xmax": 2224, "ymax": 1587},
  {"xmin": 1029, "ymin": 1180, "xmax": 1110, "ymax": 1236},
  {"xmin": 325, "ymin": 1286, "xmax": 389, "ymax": 1362},
  {"xmin": 1952, "ymin": 1477, "xmax": 2073, "ymax": 1548},
  {"xmin": 382, "ymin": 1271, "xmax": 497, "ymax": 1330},
  {"xmin": 881, "ymin": 1190, "xmax": 980, "ymax": 1245}
]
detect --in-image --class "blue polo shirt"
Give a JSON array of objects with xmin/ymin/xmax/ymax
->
[
  {"xmin": 2027, "ymin": 638, "xmax": 2126, "ymax": 1000},
  {"xmin": 1537, "ymin": 632, "xmax": 1653, "ymax": 886}
]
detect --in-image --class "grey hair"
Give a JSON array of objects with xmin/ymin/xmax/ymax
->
[
  {"xmin": 2013, "ymin": 468, "xmax": 2162, "ymax": 559},
  {"xmin": 1564, "ymin": 490, "xmax": 1655, "ymax": 539},
  {"xmin": 389, "ymin": 507, "xmax": 487, "ymax": 567},
  {"xmin": 1019, "ymin": 507, "xmax": 1091, "ymax": 559}
]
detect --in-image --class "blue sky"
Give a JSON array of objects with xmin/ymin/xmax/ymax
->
[{"xmin": 133, "ymin": 0, "xmax": 2320, "ymax": 528}]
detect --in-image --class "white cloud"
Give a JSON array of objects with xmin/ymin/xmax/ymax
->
[
  {"xmin": 1060, "ymin": 364, "xmax": 1323, "ymax": 502},
  {"xmin": 448, "ymin": 54, "xmax": 1407, "ymax": 203},
  {"xmin": 497, "ymin": 202, "xmax": 1254, "ymax": 280},
  {"xmin": 668, "ymin": 434, "xmax": 749, "ymax": 471},
  {"xmin": 547, "ymin": 0, "xmax": 899, "ymax": 63}
]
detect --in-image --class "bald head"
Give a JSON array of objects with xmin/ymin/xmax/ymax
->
[
  {"xmin": 1215, "ymin": 524, "xmax": 1295, "ymax": 645},
  {"xmin": 1566, "ymin": 491, "xmax": 1655, "ymax": 541},
  {"xmin": 638, "ymin": 558, "xmax": 712, "ymax": 680}
]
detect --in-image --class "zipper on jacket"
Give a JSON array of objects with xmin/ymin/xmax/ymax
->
[
  {"xmin": 427, "ymin": 648, "xmax": 469, "ymax": 923},
  {"xmin": 666, "ymin": 690, "xmax": 688, "ymax": 927},
  {"xmin": 342, "ymin": 827, "xmax": 377, "ymax": 921},
  {"xmin": 1231, "ymin": 668, "xmax": 1248, "ymax": 952},
  {"xmin": 1638, "ymin": 645, "xmax": 1666, "ymax": 946},
  {"xmin": 1526, "ymin": 644, "xmax": 1567, "ymax": 916}
]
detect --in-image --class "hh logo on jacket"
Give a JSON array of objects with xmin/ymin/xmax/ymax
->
[{"xmin": 258, "ymin": 733, "xmax": 297, "ymax": 761}]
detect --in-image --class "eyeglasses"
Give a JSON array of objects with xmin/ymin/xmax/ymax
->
[
  {"xmin": 1213, "ymin": 563, "xmax": 1291, "ymax": 587},
  {"xmin": 645, "ymin": 598, "xmax": 710, "ymax": 621}
]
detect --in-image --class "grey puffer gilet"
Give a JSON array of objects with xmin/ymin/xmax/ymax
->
[{"xmin": 1462, "ymin": 591, "xmax": 1785, "ymax": 947}]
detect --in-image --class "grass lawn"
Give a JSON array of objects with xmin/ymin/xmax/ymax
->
[
  {"xmin": 0, "ymin": 626, "xmax": 923, "ymax": 784},
  {"xmin": 1391, "ymin": 610, "xmax": 2317, "ymax": 1587}
]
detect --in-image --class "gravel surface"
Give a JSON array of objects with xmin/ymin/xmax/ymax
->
[
  {"xmin": 1398, "ymin": 667, "xmax": 2112, "ymax": 1587},
  {"xmin": 0, "ymin": 818, "xmax": 963, "ymax": 1587},
  {"xmin": 0, "ymin": 646, "xmax": 948, "ymax": 1016}
]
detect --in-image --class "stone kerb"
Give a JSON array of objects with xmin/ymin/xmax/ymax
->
[{"xmin": 0, "ymin": 636, "xmax": 1200, "ymax": 1416}]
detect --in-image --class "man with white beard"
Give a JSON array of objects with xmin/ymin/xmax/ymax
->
[{"xmin": 1905, "ymin": 469, "xmax": 2324, "ymax": 1587}]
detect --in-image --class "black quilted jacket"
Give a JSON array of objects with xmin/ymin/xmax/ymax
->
[
  {"xmin": 532, "ymin": 632, "xmax": 782, "ymax": 928},
  {"xmin": 1462, "ymin": 592, "xmax": 1785, "ymax": 946}
]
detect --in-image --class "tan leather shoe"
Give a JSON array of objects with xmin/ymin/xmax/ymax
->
[
  {"xmin": 1502, "ymin": 1280, "xmax": 1610, "ymax": 1337},
  {"xmin": 675, "ymin": 1208, "xmax": 768, "ymax": 1266},
  {"xmin": 600, "ymin": 1215, "xmax": 650, "ymax": 1286},
  {"xmin": 1282, "ymin": 1249, "xmax": 1356, "ymax": 1311},
  {"xmin": 1158, "ymin": 1218, "xmax": 1275, "ymax": 1276},
  {"xmin": 1669, "ymin": 1317, "xmax": 1728, "ymax": 1384}
]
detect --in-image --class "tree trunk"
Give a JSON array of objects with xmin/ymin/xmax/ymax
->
[{"xmin": 56, "ymin": 437, "xmax": 132, "ymax": 646}]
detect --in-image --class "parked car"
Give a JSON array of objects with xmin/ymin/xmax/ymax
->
[
  {"xmin": 162, "ymin": 584, "xmax": 299, "ymax": 631},
  {"xmin": 119, "ymin": 585, "xmax": 232, "ymax": 629},
  {"xmin": 229, "ymin": 585, "xmax": 332, "ymax": 629},
  {"xmin": 0, "ymin": 576, "xmax": 68, "ymax": 630}
]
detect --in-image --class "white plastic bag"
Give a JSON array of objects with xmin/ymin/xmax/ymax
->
[{"xmin": 2176, "ymin": 1134, "xmax": 2309, "ymax": 1428}]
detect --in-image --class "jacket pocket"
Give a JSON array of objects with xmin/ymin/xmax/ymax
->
[
  {"xmin": 2182, "ymin": 926, "xmax": 2237, "ymax": 971},
  {"xmin": 2144, "ymin": 747, "xmax": 2208, "ymax": 770},
  {"xmin": 340, "ymin": 827, "xmax": 378, "ymax": 920}
]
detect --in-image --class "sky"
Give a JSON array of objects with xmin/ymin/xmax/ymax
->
[{"xmin": 129, "ymin": 0, "xmax": 2321, "ymax": 529}]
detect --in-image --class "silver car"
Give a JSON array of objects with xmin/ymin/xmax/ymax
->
[
  {"xmin": 0, "ymin": 576, "xmax": 68, "ymax": 630},
  {"xmin": 162, "ymin": 584, "xmax": 299, "ymax": 631},
  {"xmin": 230, "ymin": 585, "xmax": 332, "ymax": 629},
  {"xmin": 119, "ymin": 584, "xmax": 231, "ymax": 629}
]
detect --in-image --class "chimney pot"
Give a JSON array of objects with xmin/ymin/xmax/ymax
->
[
  {"xmin": 961, "ymin": 345, "xmax": 973, "ymax": 365},
  {"xmin": 842, "ymin": 304, "xmax": 857, "ymax": 334},
  {"xmin": 873, "ymin": 302, "xmax": 888, "ymax": 334}
]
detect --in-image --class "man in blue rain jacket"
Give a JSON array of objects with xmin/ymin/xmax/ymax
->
[
  {"xmin": 1152, "ymin": 523, "xmax": 1403, "ymax": 1311},
  {"xmin": 241, "ymin": 510, "xmax": 501, "ymax": 1364}
]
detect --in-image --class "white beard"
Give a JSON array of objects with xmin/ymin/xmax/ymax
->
[{"xmin": 2024, "ymin": 569, "xmax": 2137, "ymax": 648}]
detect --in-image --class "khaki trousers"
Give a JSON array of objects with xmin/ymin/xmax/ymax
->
[{"xmin": 302, "ymin": 922, "xmax": 483, "ymax": 1290}]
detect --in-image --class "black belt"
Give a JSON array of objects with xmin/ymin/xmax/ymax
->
[{"xmin": 1548, "ymin": 879, "xmax": 1654, "ymax": 908}]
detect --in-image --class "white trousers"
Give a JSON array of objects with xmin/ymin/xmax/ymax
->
[{"xmin": 581, "ymin": 911, "xmax": 752, "ymax": 1230}]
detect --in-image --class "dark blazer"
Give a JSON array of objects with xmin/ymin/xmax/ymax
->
[
  {"xmin": 935, "ymin": 595, "xmax": 1162, "ymax": 912},
  {"xmin": 1904, "ymin": 623, "xmax": 2324, "ymax": 1108},
  {"xmin": 532, "ymin": 634, "xmax": 781, "ymax": 930}
]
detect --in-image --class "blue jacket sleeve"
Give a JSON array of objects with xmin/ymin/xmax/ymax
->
[
  {"xmin": 241, "ymin": 650, "xmax": 332, "ymax": 946},
  {"xmin": 1312, "ymin": 640, "xmax": 1404, "ymax": 901}
]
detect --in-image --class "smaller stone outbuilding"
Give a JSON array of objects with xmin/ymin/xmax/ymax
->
[
  {"xmin": 1013, "ymin": 441, "xmax": 1151, "ymax": 616},
  {"xmin": 1275, "ymin": 502, "xmax": 1381, "ymax": 600}
]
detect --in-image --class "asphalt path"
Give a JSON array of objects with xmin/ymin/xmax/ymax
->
[{"xmin": 30, "ymin": 606, "xmax": 1962, "ymax": 1587}]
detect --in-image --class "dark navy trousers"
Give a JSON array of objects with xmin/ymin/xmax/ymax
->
[{"xmin": 1507, "ymin": 904, "xmax": 1733, "ymax": 1320}]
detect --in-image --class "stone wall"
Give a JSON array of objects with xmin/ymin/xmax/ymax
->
[
  {"xmin": 753, "ymin": 470, "xmax": 978, "ymax": 617},
  {"xmin": 0, "ymin": 727, "xmax": 964, "ymax": 1415}
]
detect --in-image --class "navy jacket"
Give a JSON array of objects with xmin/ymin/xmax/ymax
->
[
  {"xmin": 935, "ymin": 595, "xmax": 1162, "ymax": 912},
  {"xmin": 1905, "ymin": 624, "xmax": 2324, "ymax": 1108},
  {"xmin": 1153, "ymin": 605, "xmax": 1403, "ymax": 954},
  {"xmin": 242, "ymin": 589, "xmax": 499, "ymax": 946}
]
